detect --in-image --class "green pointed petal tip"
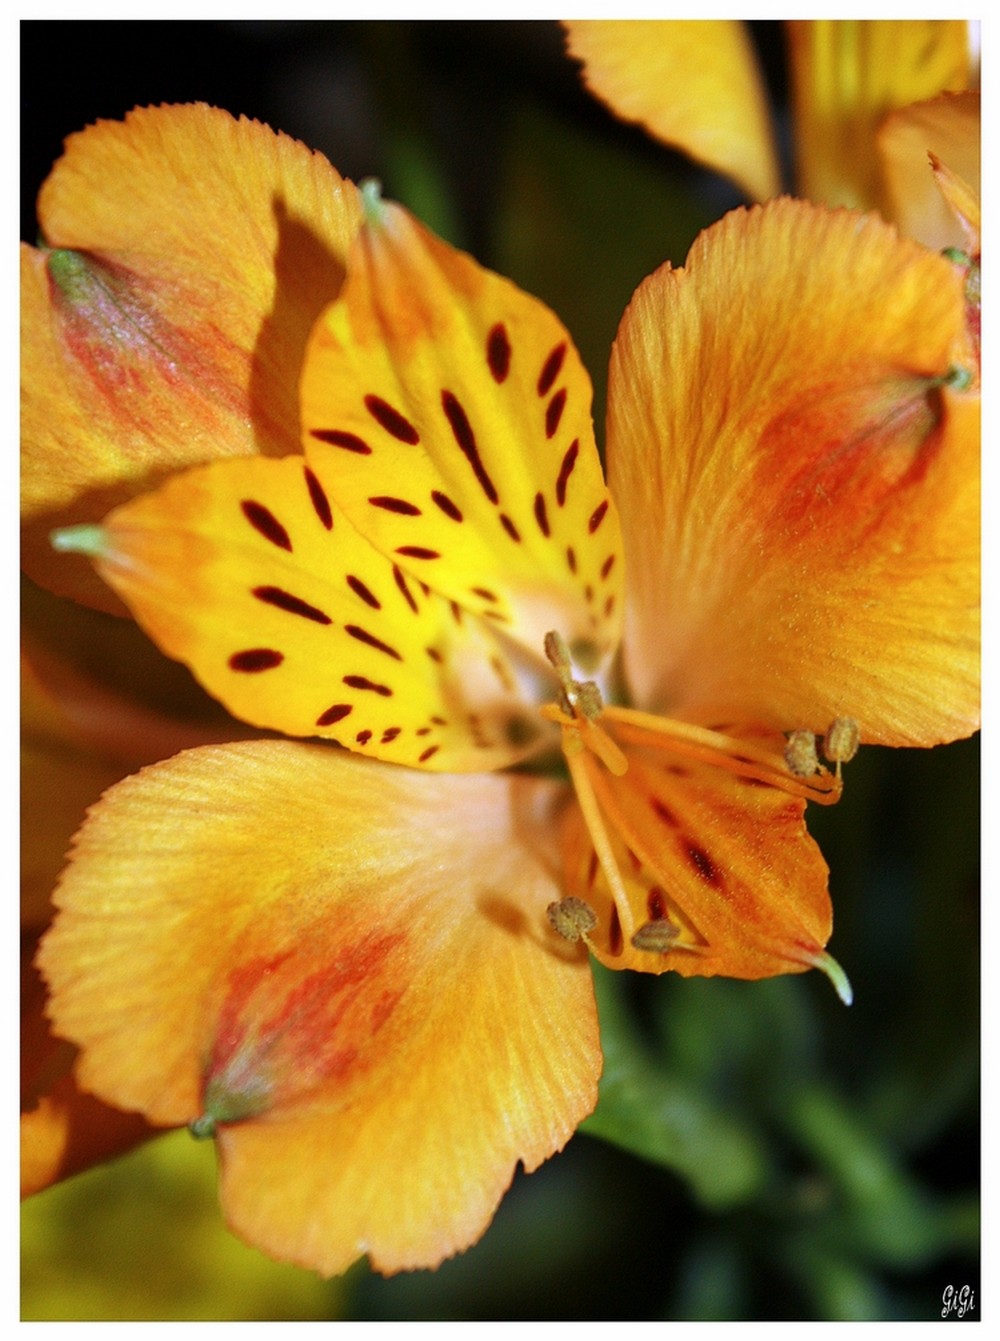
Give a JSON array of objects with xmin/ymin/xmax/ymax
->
[
  {"xmin": 50, "ymin": 523, "xmax": 108, "ymax": 558},
  {"xmin": 815, "ymin": 950, "xmax": 854, "ymax": 1006},
  {"xmin": 359, "ymin": 177, "xmax": 388, "ymax": 227},
  {"xmin": 187, "ymin": 1114, "xmax": 217, "ymax": 1141}
]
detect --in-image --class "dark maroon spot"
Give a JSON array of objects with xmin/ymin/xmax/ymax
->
[
  {"xmin": 395, "ymin": 546, "xmax": 440, "ymax": 560},
  {"xmin": 303, "ymin": 466, "xmax": 333, "ymax": 530},
  {"xmin": 555, "ymin": 439, "xmax": 579, "ymax": 506},
  {"xmin": 426, "ymin": 647, "xmax": 443, "ymax": 663},
  {"xmin": 534, "ymin": 492, "xmax": 550, "ymax": 537},
  {"xmin": 600, "ymin": 554, "xmax": 616, "ymax": 580},
  {"xmin": 664, "ymin": 764, "xmax": 691, "ymax": 778},
  {"xmin": 500, "ymin": 513, "xmax": 521, "ymax": 542},
  {"xmin": 345, "ymin": 624, "xmax": 403, "ymax": 660},
  {"xmin": 369, "ymin": 496, "xmax": 422, "ymax": 515},
  {"xmin": 604, "ymin": 594, "xmax": 616, "ymax": 618},
  {"xmin": 418, "ymin": 744, "xmax": 440, "ymax": 763},
  {"xmin": 431, "ymin": 490, "xmax": 463, "ymax": 521},
  {"xmin": 651, "ymin": 798, "xmax": 678, "ymax": 828},
  {"xmin": 537, "ymin": 342, "xmax": 566, "ymax": 397},
  {"xmin": 588, "ymin": 498, "xmax": 609, "ymax": 534},
  {"xmin": 545, "ymin": 388, "xmax": 567, "ymax": 439},
  {"xmin": 486, "ymin": 323, "xmax": 511, "ymax": 383},
  {"xmin": 566, "ymin": 546, "xmax": 577, "ymax": 574},
  {"xmin": 365, "ymin": 394, "xmax": 420, "ymax": 444},
  {"xmin": 587, "ymin": 850, "xmax": 599, "ymax": 888},
  {"xmin": 343, "ymin": 675, "xmax": 393, "ymax": 696},
  {"xmin": 316, "ymin": 703, "xmax": 352, "ymax": 727},
  {"xmin": 471, "ymin": 586, "xmax": 499, "ymax": 603},
  {"xmin": 482, "ymin": 609, "xmax": 510, "ymax": 623},
  {"xmin": 608, "ymin": 904, "xmax": 623, "ymax": 957},
  {"xmin": 626, "ymin": 846, "xmax": 642, "ymax": 872},
  {"xmin": 450, "ymin": 601, "xmax": 463, "ymax": 625},
  {"xmin": 347, "ymin": 574, "xmax": 381, "ymax": 609},
  {"xmin": 584, "ymin": 584, "xmax": 594, "ymax": 603},
  {"xmin": 309, "ymin": 428, "xmax": 372, "ymax": 455},
  {"xmin": 685, "ymin": 842, "xmax": 723, "ymax": 887},
  {"xmin": 430, "ymin": 715, "xmax": 447, "ymax": 725},
  {"xmin": 229, "ymin": 648, "xmax": 283, "ymax": 672},
  {"xmin": 739, "ymin": 776, "xmax": 771, "ymax": 788},
  {"xmin": 393, "ymin": 565, "xmax": 419, "ymax": 614},
  {"xmin": 441, "ymin": 390, "xmax": 499, "ymax": 504},
  {"xmin": 416, "ymin": 727, "xmax": 432, "ymax": 736},
  {"xmin": 647, "ymin": 886, "xmax": 667, "ymax": 920},
  {"xmin": 241, "ymin": 500, "xmax": 292, "ymax": 552},
  {"xmin": 380, "ymin": 727, "xmax": 402, "ymax": 744},
  {"xmin": 356, "ymin": 729, "xmax": 373, "ymax": 745},
  {"xmin": 252, "ymin": 586, "xmax": 331, "ymax": 625}
]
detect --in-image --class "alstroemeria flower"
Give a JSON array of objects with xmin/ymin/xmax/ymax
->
[
  {"xmin": 33, "ymin": 109, "xmax": 978, "ymax": 1276},
  {"xmin": 565, "ymin": 19, "xmax": 980, "ymax": 251}
]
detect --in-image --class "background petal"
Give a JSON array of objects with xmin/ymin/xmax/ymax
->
[
  {"xmin": 878, "ymin": 91, "xmax": 980, "ymax": 251},
  {"xmin": 22, "ymin": 104, "xmax": 362, "ymax": 611},
  {"xmin": 564, "ymin": 20, "xmax": 780, "ymax": 203},
  {"xmin": 39, "ymin": 741, "xmax": 599, "ymax": 1275},
  {"xmin": 609, "ymin": 199, "xmax": 979, "ymax": 747}
]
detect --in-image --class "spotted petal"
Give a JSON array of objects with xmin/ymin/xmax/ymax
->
[
  {"xmin": 301, "ymin": 196, "xmax": 623, "ymax": 673},
  {"xmin": 63, "ymin": 455, "xmax": 550, "ymax": 770},
  {"xmin": 38, "ymin": 742, "xmax": 599, "ymax": 1276},
  {"xmin": 610, "ymin": 199, "xmax": 979, "ymax": 748},
  {"xmin": 22, "ymin": 103, "xmax": 362, "ymax": 613}
]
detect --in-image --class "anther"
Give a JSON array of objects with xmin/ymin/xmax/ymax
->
[
  {"xmin": 188, "ymin": 1114, "xmax": 217, "ymax": 1140},
  {"xmin": 822, "ymin": 717, "xmax": 860, "ymax": 777},
  {"xmin": 784, "ymin": 730, "xmax": 820, "ymax": 778},
  {"xmin": 630, "ymin": 918, "xmax": 680, "ymax": 954},
  {"xmin": 547, "ymin": 896, "xmax": 598, "ymax": 943}
]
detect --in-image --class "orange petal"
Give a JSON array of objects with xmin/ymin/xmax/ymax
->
[
  {"xmin": 564, "ymin": 20, "xmax": 780, "ymax": 202},
  {"xmin": 609, "ymin": 199, "xmax": 979, "ymax": 747},
  {"xmin": 560, "ymin": 734, "xmax": 834, "ymax": 985},
  {"xmin": 22, "ymin": 104, "xmax": 362, "ymax": 612},
  {"xmin": 301, "ymin": 193, "xmax": 623, "ymax": 671},
  {"xmin": 878, "ymin": 90, "xmax": 980, "ymax": 252},
  {"xmin": 788, "ymin": 19, "xmax": 973, "ymax": 212},
  {"xmin": 57, "ymin": 455, "xmax": 552, "ymax": 770},
  {"xmin": 38, "ymin": 742, "xmax": 599, "ymax": 1275}
]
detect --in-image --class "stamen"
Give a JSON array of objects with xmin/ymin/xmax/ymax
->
[
  {"xmin": 602, "ymin": 706, "xmax": 841, "ymax": 805},
  {"xmin": 564, "ymin": 738, "xmax": 637, "ymax": 944},
  {"xmin": 785, "ymin": 730, "xmax": 820, "ymax": 778},
  {"xmin": 822, "ymin": 717, "xmax": 860, "ymax": 779},
  {"xmin": 547, "ymin": 896, "xmax": 598, "ymax": 943},
  {"xmin": 630, "ymin": 918, "xmax": 681, "ymax": 954}
]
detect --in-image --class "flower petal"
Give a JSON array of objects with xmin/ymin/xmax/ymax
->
[
  {"xmin": 38, "ymin": 741, "xmax": 599, "ymax": 1275},
  {"xmin": 63, "ymin": 455, "xmax": 550, "ymax": 770},
  {"xmin": 609, "ymin": 199, "xmax": 979, "ymax": 747},
  {"xmin": 561, "ymin": 736, "xmax": 833, "ymax": 983},
  {"xmin": 788, "ymin": 19, "xmax": 973, "ymax": 212},
  {"xmin": 301, "ymin": 195, "xmax": 623, "ymax": 671},
  {"xmin": 564, "ymin": 20, "xmax": 780, "ymax": 203},
  {"xmin": 22, "ymin": 104, "xmax": 362, "ymax": 612},
  {"xmin": 878, "ymin": 90, "xmax": 981, "ymax": 252}
]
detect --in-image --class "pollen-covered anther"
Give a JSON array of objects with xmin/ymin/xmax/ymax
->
[
  {"xmin": 546, "ymin": 896, "xmax": 598, "ymax": 943},
  {"xmin": 630, "ymin": 918, "xmax": 681, "ymax": 954},
  {"xmin": 822, "ymin": 717, "xmax": 860, "ymax": 778},
  {"xmin": 784, "ymin": 729, "xmax": 820, "ymax": 778}
]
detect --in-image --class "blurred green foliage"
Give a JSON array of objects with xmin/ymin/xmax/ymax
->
[{"xmin": 21, "ymin": 19, "xmax": 979, "ymax": 1322}]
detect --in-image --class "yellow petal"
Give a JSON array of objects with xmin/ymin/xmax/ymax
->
[
  {"xmin": 38, "ymin": 741, "xmax": 599, "ymax": 1275},
  {"xmin": 878, "ymin": 90, "xmax": 981, "ymax": 251},
  {"xmin": 609, "ymin": 199, "xmax": 979, "ymax": 747},
  {"xmin": 22, "ymin": 104, "xmax": 362, "ymax": 612},
  {"xmin": 564, "ymin": 20, "xmax": 780, "ymax": 202},
  {"xmin": 788, "ymin": 19, "xmax": 973, "ymax": 212},
  {"xmin": 561, "ymin": 735, "xmax": 833, "ymax": 984},
  {"xmin": 61, "ymin": 455, "xmax": 551, "ymax": 770},
  {"xmin": 301, "ymin": 194, "xmax": 623, "ymax": 672}
]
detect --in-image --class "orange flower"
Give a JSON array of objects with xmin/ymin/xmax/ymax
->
[
  {"xmin": 565, "ymin": 19, "xmax": 980, "ymax": 251},
  {"xmin": 27, "ymin": 107, "xmax": 978, "ymax": 1276}
]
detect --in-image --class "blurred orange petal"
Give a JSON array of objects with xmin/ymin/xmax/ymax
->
[
  {"xmin": 879, "ymin": 90, "xmax": 981, "ymax": 252},
  {"xmin": 38, "ymin": 741, "xmax": 599, "ymax": 1275},
  {"xmin": 609, "ymin": 199, "xmax": 979, "ymax": 747},
  {"xmin": 22, "ymin": 104, "xmax": 362, "ymax": 612},
  {"xmin": 788, "ymin": 19, "xmax": 973, "ymax": 212},
  {"xmin": 564, "ymin": 19, "xmax": 780, "ymax": 202}
]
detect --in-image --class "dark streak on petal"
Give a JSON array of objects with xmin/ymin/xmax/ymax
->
[
  {"xmin": 380, "ymin": 727, "xmax": 402, "ymax": 744},
  {"xmin": 486, "ymin": 322, "xmax": 511, "ymax": 383},
  {"xmin": 229, "ymin": 648, "xmax": 283, "ymax": 672},
  {"xmin": 393, "ymin": 565, "xmax": 419, "ymax": 613},
  {"xmin": 537, "ymin": 342, "xmax": 566, "ymax": 397},
  {"xmin": 395, "ymin": 546, "xmax": 440, "ymax": 559},
  {"xmin": 309, "ymin": 428, "xmax": 372, "ymax": 455},
  {"xmin": 588, "ymin": 498, "xmax": 609, "ymax": 534},
  {"xmin": 608, "ymin": 904, "xmax": 623, "ymax": 957},
  {"xmin": 369, "ymin": 496, "xmax": 422, "ymax": 516},
  {"xmin": 441, "ymin": 389, "xmax": 498, "ymax": 504},
  {"xmin": 418, "ymin": 744, "xmax": 440, "ymax": 763},
  {"xmin": 647, "ymin": 886, "xmax": 667, "ymax": 921},
  {"xmin": 426, "ymin": 647, "xmax": 443, "ymax": 663},
  {"xmin": 343, "ymin": 674, "xmax": 393, "ymax": 696},
  {"xmin": 685, "ymin": 842, "xmax": 723, "ymax": 887},
  {"xmin": 651, "ymin": 798, "xmax": 678, "ymax": 828},
  {"xmin": 347, "ymin": 575, "xmax": 381, "ymax": 609},
  {"xmin": 252, "ymin": 586, "xmax": 332, "ymax": 625},
  {"xmin": 471, "ymin": 586, "xmax": 499, "ymax": 602},
  {"xmin": 555, "ymin": 439, "xmax": 578, "ymax": 506},
  {"xmin": 241, "ymin": 500, "xmax": 292, "ymax": 552},
  {"xmin": 500, "ymin": 513, "xmax": 521, "ymax": 543},
  {"xmin": 345, "ymin": 624, "xmax": 403, "ymax": 661},
  {"xmin": 356, "ymin": 729, "xmax": 373, "ymax": 744},
  {"xmin": 316, "ymin": 703, "xmax": 352, "ymax": 726},
  {"xmin": 303, "ymin": 466, "xmax": 333, "ymax": 530},
  {"xmin": 365, "ymin": 394, "xmax": 420, "ymax": 443},
  {"xmin": 600, "ymin": 554, "xmax": 616, "ymax": 580},
  {"xmin": 566, "ymin": 546, "xmax": 577, "ymax": 574},
  {"xmin": 431, "ymin": 490, "xmax": 463, "ymax": 521},
  {"xmin": 534, "ymin": 491, "xmax": 550, "ymax": 537},
  {"xmin": 545, "ymin": 388, "xmax": 567, "ymax": 440}
]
